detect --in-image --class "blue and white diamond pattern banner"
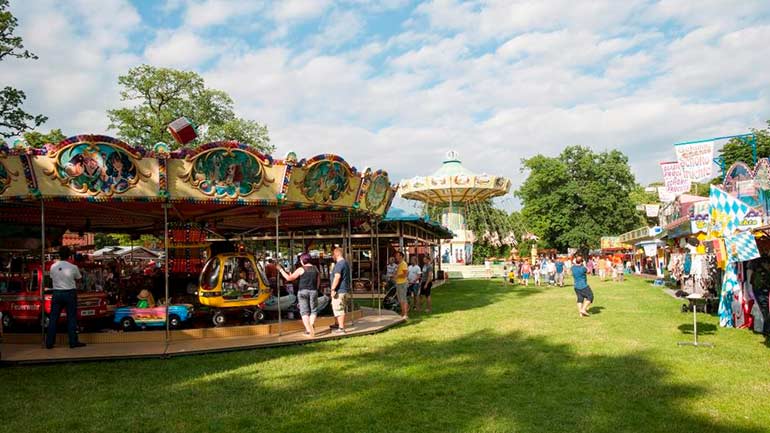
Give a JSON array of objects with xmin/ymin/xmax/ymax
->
[
  {"xmin": 724, "ymin": 231, "xmax": 760, "ymax": 263},
  {"xmin": 709, "ymin": 185, "xmax": 751, "ymax": 237}
]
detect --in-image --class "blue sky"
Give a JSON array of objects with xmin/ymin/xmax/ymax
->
[{"xmin": 4, "ymin": 0, "xmax": 770, "ymax": 211}]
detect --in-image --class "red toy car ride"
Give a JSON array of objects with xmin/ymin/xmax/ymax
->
[{"xmin": 0, "ymin": 268, "xmax": 110, "ymax": 330}]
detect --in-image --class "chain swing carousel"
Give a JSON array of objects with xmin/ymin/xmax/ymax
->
[
  {"xmin": 398, "ymin": 150, "xmax": 511, "ymax": 265},
  {"xmin": 0, "ymin": 134, "xmax": 399, "ymax": 363}
]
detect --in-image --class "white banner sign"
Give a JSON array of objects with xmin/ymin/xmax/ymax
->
[
  {"xmin": 645, "ymin": 204, "xmax": 660, "ymax": 217},
  {"xmin": 675, "ymin": 141, "xmax": 714, "ymax": 181},
  {"xmin": 657, "ymin": 186, "xmax": 675, "ymax": 202},
  {"xmin": 660, "ymin": 161, "xmax": 691, "ymax": 195}
]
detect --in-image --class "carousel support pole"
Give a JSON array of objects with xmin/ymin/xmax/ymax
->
[
  {"xmin": 370, "ymin": 219, "xmax": 375, "ymax": 309},
  {"xmin": 275, "ymin": 208, "xmax": 282, "ymax": 336},
  {"xmin": 375, "ymin": 218, "xmax": 381, "ymax": 316},
  {"xmin": 347, "ymin": 212, "xmax": 354, "ymax": 325},
  {"xmin": 164, "ymin": 204, "xmax": 170, "ymax": 352},
  {"xmin": 40, "ymin": 199, "xmax": 46, "ymax": 346}
]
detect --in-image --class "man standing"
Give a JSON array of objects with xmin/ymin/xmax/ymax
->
[
  {"xmin": 330, "ymin": 247, "xmax": 350, "ymax": 334},
  {"xmin": 571, "ymin": 256, "xmax": 594, "ymax": 317},
  {"xmin": 394, "ymin": 251, "xmax": 409, "ymax": 319},
  {"xmin": 46, "ymin": 247, "xmax": 86, "ymax": 349},
  {"xmin": 418, "ymin": 255, "xmax": 434, "ymax": 313},
  {"xmin": 407, "ymin": 256, "xmax": 422, "ymax": 308},
  {"xmin": 554, "ymin": 259, "xmax": 565, "ymax": 287}
]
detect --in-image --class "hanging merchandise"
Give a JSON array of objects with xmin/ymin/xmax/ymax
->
[
  {"xmin": 724, "ymin": 231, "xmax": 760, "ymax": 264},
  {"xmin": 705, "ymin": 238, "xmax": 728, "ymax": 268},
  {"xmin": 732, "ymin": 263, "xmax": 749, "ymax": 329},
  {"xmin": 718, "ymin": 262, "xmax": 738, "ymax": 327}
]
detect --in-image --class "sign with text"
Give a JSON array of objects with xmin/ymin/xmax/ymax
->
[
  {"xmin": 660, "ymin": 161, "xmax": 691, "ymax": 196},
  {"xmin": 675, "ymin": 141, "xmax": 714, "ymax": 181}
]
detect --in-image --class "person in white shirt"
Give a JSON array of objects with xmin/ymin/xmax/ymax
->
[
  {"xmin": 407, "ymin": 256, "xmax": 422, "ymax": 307},
  {"xmin": 46, "ymin": 247, "xmax": 86, "ymax": 349}
]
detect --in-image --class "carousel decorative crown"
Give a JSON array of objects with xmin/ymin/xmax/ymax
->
[{"xmin": 446, "ymin": 150, "xmax": 460, "ymax": 161}]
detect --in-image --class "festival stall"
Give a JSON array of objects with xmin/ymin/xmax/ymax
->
[
  {"xmin": 659, "ymin": 195, "xmax": 721, "ymax": 299},
  {"xmin": 618, "ymin": 226, "xmax": 665, "ymax": 276},
  {"xmin": 705, "ymin": 160, "xmax": 770, "ymax": 333},
  {"xmin": 0, "ymin": 135, "xmax": 398, "ymax": 347}
]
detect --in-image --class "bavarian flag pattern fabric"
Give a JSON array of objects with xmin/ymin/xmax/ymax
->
[
  {"xmin": 709, "ymin": 185, "xmax": 751, "ymax": 237},
  {"xmin": 724, "ymin": 231, "xmax": 760, "ymax": 264},
  {"xmin": 718, "ymin": 262, "xmax": 738, "ymax": 328}
]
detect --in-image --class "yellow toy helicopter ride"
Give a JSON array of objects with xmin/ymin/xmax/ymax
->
[{"xmin": 198, "ymin": 253, "xmax": 272, "ymax": 326}]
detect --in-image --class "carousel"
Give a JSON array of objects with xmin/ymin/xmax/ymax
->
[
  {"xmin": 398, "ymin": 150, "xmax": 511, "ymax": 264},
  {"xmin": 0, "ymin": 134, "xmax": 401, "ymax": 363}
]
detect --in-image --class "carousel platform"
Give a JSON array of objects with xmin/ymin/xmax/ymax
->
[{"xmin": 0, "ymin": 308, "xmax": 403, "ymax": 365}]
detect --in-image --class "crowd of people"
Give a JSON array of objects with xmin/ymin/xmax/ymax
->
[
  {"xmin": 385, "ymin": 252, "xmax": 434, "ymax": 320},
  {"xmin": 506, "ymin": 254, "xmax": 632, "ymax": 287}
]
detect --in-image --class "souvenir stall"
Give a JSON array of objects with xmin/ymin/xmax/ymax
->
[
  {"xmin": 662, "ymin": 196, "xmax": 721, "ymax": 299},
  {"xmin": 0, "ymin": 135, "xmax": 397, "ymax": 354},
  {"xmin": 705, "ymin": 160, "xmax": 770, "ymax": 333}
]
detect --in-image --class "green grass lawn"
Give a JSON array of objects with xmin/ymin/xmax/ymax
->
[{"xmin": 2, "ymin": 276, "xmax": 770, "ymax": 433}]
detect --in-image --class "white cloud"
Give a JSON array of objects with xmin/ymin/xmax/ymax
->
[
  {"xmin": 144, "ymin": 30, "xmax": 219, "ymax": 68},
  {"xmin": 182, "ymin": 0, "xmax": 265, "ymax": 28},
  {"xmin": 4, "ymin": 0, "xmax": 770, "ymax": 203}
]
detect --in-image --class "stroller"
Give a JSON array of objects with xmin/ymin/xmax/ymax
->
[{"xmin": 382, "ymin": 280, "xmax": 400, "ymax": 311}]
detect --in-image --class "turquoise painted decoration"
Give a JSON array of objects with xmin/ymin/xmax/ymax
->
[
  {"xmin": 182, "ymin": 148, "xmax": 269, "ymax": 198},
  {"xmin": 300, "ymin": 160, "xmax": 350, "ymax": 203},
  {"xmin": 46, "ymin": 143, "xmax": 147, "ymax": 195},
  {"xmin": 366, "ymin": 174, "xmax": 389, "ymax": 210}
]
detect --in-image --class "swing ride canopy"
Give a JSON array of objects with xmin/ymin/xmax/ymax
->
[
  {"xmin": 398, "ymin": 150, "xmax": 511, "ymax": 205},
  {"xmin": 0, "ymin": 135, "xmax": 397, "ymax": 235}
]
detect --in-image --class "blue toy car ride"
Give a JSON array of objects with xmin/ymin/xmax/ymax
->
[{"xmin": 114, "ymin": 304, "xmax": 194, "ymax": 331}]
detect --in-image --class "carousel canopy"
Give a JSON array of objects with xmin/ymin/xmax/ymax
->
[
  {"xmin": 0, "ymin": 135, "xmax": 397, "ymax": 236},
  {"xmin": 382, "ymin": 207, "xmax": 454, "ymax": 239},
  {"xmin": 398, "ymin": 150, "xmax": 511, "ymax": 205}
]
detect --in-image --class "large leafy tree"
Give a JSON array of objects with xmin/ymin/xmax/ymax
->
[
  {"xmin": 107, "ymin": 65, "xmax": 272, "ymax": 152},
  {"xmin": 23, "ymin": 128, "xmax": 66, "ymax": 148},
  {"xmin": 0, "ymin": 0, "xmax": 47, "ymax": 138},
  {"xmin": 516, "ymin": 146, "xmax": 639, "ymax": 251},
  {"xmin": 717, "ymin": 121, "xmax": 770, "ymax": 170}
]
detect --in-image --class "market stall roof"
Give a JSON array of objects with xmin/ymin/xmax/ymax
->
[
  {"xmin": 382, "ymin": 207, "xmax": 454, "ymax": 239},
  {"xmin": 0, "ymin": 135, "xmax": 398, "ymax": 236},
  {"xmin": 92, "ymin": 246, "xmax": 160, "ymax": 260},
  {"xmin": 398, "ymin": 150, "xmax": 511, "ymax": 205}
]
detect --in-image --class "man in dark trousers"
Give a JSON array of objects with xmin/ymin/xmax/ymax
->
[{"xmin": 46, "ymin": 247, "xmax": 86, "ymax": 349}]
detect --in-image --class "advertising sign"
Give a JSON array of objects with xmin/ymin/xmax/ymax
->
[
  {"xmin": 660, "ymin": 161, "xmax": 691, "ymax": 195},
  {"xmin": 675, "ymin": 140, "xmax": 714, "ymax": 181}
]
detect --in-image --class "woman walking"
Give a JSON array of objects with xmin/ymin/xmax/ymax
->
[{"xmin": 278, "ymin": 253, "xmax": 320, "ymax": 337}]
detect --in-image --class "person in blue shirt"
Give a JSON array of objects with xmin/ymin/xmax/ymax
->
[
  {"xmin": 330, "ymin": 247, "xmax": 351, "ymax": 334},
  {"xmin": 571, "ymin": 256, "xmax": 594, "ymax": 317},
  {"xmin": 554, "ymin": 259, "xmax": 565, "ymax": 287}
]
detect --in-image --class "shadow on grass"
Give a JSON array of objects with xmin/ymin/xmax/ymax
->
[
  {"xmin": 678, "ymin": 322, "xmax": 717, "ymax": 335},
  {"xmin": 588, "ymin": 306, "xmax": 605, "ymax": 315},
  {"xmin": 1, "ymin": 328, "xmax": 766, "ymax": 433}
]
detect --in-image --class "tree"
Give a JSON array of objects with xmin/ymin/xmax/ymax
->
[
  {"xmin": 717, "ymin": 121, "xmax": 770, "ymax": 170},
  {"xmin": 0, "ymin": 0, "xmax": 47, "ymax": 138},
  {"xmin": 22, "ymin": 128, "xmax": 66, "ymax": 148},
  {"xmin": 516, "ymin": 146, "xmax": 639, "ymax": 252},
  {"xmin": 107, "ymin": 65, "xmax": 273, "ymax": 152}
]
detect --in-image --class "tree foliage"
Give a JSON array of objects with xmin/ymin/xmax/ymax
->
[
  {"xmin": 0, "ymin": 0, "xmax": 47, "ymax": 138},
  {"xmin": 22, "ymin": 128, "xmax": 66, "ymax": 148},
  {"xmin": 516, "ymin": 146, "xmax": 639, "ymax": 251},
  {"xmin": 717, "ymin": 121, "xmax": 770, "ymax": 170},
  {"xmin": 107, "ymin": 65, "xmax": 272, "ymax": 152}
]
